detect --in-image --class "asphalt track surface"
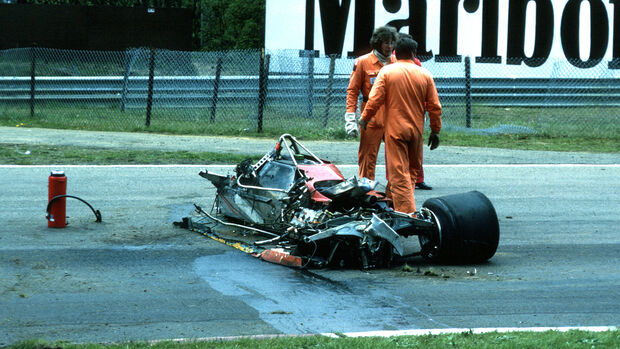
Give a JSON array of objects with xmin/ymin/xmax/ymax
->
[{"xmin": 1, "ymin": 127, "xmax": 619, "ymax": 344}]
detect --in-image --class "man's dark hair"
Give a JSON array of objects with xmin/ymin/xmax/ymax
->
[
  {"xmin": 369, "ymin": 26, "xmax": 398, "ymax": 51},
  {"xmin": 394, "ymin": 36, "xmax": 418, "ymax": 60}
]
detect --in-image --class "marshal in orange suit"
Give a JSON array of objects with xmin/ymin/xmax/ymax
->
[
  {"xmin": 345, "ymin": 26, "xmax": 397, "ymax": 180},
  {"xmin": 360, "ymin": 36, "xmax": 442, "ymax": 214}
]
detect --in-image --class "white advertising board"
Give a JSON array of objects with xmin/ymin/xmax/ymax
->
[{"xmin": 266, "ymin": 0, "xmax": 618, "ymax": 75}]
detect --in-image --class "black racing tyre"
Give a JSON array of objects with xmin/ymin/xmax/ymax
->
[{"xmin": 421, "ymin": 191, "xmax": 500, "ymax": 264}]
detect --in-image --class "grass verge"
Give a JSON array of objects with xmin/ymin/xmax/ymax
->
[
  {"xmin": 2, "ymin": 104, "xmax": 620, "ymax": 141},
  {"xmin": 1, "ymin": 144, "xmax": 261, "ymax": 165},
  {"xmin": 2, "ymin": 131, "xmax": 619, "ymax": 166},
  {"xmin": 7, "ymin": 329, "xmax": 620, "ymax": 349},
  {"xmin": 440, "ymin": 132, "xmax": 620, "ymax": 153}
]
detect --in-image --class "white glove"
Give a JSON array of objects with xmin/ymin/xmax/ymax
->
[{"xmin": 344, "ymin": 112, "xmax": 359, "ymax": 137}]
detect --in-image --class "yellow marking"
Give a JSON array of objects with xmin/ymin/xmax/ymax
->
[{"xmin": 199, "ymin": 231, "xmax": 258, "ymax": 254}]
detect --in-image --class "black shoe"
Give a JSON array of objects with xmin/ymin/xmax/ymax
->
[{"xmin": 415, "ymin": 182, "xmax": 433, "ymax": 190}]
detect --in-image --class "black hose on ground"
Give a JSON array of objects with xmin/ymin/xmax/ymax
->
[{"xmin": 46, "ymin": 195, "xmax": 102, "ymax": 223}]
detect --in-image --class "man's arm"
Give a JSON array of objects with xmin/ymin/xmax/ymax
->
[
  {"xmin": 425, "ymin": 74, "xmax": 442, "ymax": 134},
  {"xmin": 346, "ymin": 59, "xmax": 363, "ymax": 113},
  {"xmin": 344, "ymin": 59, "xmax": 365, "ymax": 136},
  {"xmin": 424, "ymin": 73, "xmax": 442, "ymax": 150}
]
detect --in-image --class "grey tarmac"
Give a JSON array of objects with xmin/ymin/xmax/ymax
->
[{"xmin": 0, "ymin": 127, "xmax": 619, "ymax": 344}]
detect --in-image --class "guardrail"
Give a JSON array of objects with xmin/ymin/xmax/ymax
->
[{"xmin": 1, "ymin": 75, "xmax": 619, "ymax": 108}]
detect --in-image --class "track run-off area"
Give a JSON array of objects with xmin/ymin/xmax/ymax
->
[{"xmin": 1, "ymin": 161, "xmax": 619, "ymax": 344}]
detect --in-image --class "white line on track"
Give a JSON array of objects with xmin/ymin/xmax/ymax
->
[
  {"xmin": 1, "ymin": 164, "xmax": 619, "ymax": 169},
  {"xmin": 151, "ymin": 326, "xmax": 617, "ymax": 343},
  {"xmin": 321, "ymin": 325, "xmax": 618, "ymax": 338}
]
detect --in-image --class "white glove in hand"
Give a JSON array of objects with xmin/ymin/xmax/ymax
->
[{"xmin": 344, "ymin": 112, "xmax": 359, "ymax": 137}]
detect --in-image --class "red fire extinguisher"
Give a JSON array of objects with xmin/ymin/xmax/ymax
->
[{"xmin": 48, "ymin": 170, "xmax": 67, "ymax": 228}]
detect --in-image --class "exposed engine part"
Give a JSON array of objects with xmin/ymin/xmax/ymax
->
[{"xmin": 180, "ymin": 134, "xmax": 500, "ymax": 269}]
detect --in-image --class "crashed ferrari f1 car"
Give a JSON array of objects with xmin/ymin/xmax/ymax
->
[{"xmin": 180, "ymin": 134, "xmax": 499, "ymax": 269}]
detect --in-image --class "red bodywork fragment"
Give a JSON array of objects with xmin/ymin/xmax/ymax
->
[{"xmin": 259, "ymin": 249, "xmax": 303, "ymax": 267}]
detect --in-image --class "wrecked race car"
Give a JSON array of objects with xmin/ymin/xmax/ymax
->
[{"xmin": 179, "ymin": 134, "xmax": 499, "ymax": 269}]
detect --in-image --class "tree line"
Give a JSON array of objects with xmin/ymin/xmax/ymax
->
[{"xmin": 17, "ymin": 0, "xmax": 265, "ymax": 51}]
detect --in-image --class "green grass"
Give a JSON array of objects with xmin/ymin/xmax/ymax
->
[
  {"xmin": 467, "ymin": 105, "xmax": 620, "ymax": 138},
  {"xmin": 3, "ymin": 131, "xmax": 619, "ymax": 167},
  {"xmin": 440, "ymin": 132, "xmax": 620, "ymax": 153},
  {"xmin": 3, "ymin": 103, "xmax": 619, "ymax": 136},
  {"xmin": 2, "ymin": 130, "xmax": 619, "ymax": 167},
  {"xmin": 7, "ymin": 329, "xmax": 620, "ymax": 348},
  {"xmin": 2, "ymin": 104, "xmax": 619, "ymax": 157},
  {"xmin": 0, "ymin": 143, "xmax": 262, "ymax": 165}
]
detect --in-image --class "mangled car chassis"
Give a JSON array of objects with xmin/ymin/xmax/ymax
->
[{"xmin": 180, "ymin": 134, "xmax": 499, "ymax": 269}]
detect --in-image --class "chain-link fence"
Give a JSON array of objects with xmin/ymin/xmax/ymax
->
[{"xmin": 1, "ymin": 47, "xmax": 618, "ymax": 137}]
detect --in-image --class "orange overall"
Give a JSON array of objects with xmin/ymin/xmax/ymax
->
[
  {"xmin": 346, "ymin": 51, "xmax": 395, "ymax": 180},
  {"xmin": 387, "ymin": 58, "xmax": 425, "ymax": 186},
  {"xmin": 361, "ymin": 60, "xmax": 442, "ymax": 213}
]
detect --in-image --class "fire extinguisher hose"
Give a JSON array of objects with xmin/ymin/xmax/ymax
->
[{"xmin": 46, "ymin": 195, "xmax": 102, "ymax": 223}]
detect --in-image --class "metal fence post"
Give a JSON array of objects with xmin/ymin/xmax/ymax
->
[
  {"xmin": 324, "ymin": 54, "xmax": 337, "ymax": 128},
  {"xmin": 465, "ymin": 56, "xmax": 472, "ymax": 128},
  {"xmin": 257, "ymin": 49, "xmax": 270, "ymax": 133},
  {"xmin": 121, "ymin": 48, "xmax": 133, "ymax": 112},
  {"xmin": 308, "ymin": 52, "xmax": 314, "ymax": 119},
  {"xmin": 301, "ymin": 50, "xmax": 315, "ymax": 119},
  {"xmin": 146, "ymin": 47, "xmax": 155, "ymax": 127},
  {"xmin": 210, "ymin": 55, "xmax": 223, "ymax": 123},
  {"xmin": 29, "ymin": 45, "xmax": 36, "ymax": 118}
]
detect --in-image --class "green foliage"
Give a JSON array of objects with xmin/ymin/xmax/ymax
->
[
  {"xmin": 17, "ymin": 0, "xmax": 267, "ymax": 51},
  {"xmin": 21, "ymin": 0, "xmax": 190, "ymax": 8},
  {"xmin": 199, "ymin": 0, "xmax": 265, "ymax": 50}
]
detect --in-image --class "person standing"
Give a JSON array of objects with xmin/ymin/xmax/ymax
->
[
  {"xmin": 396, "ymin": 34, "xmax": 432, "ymax": 191},
  {"xmin": 344, "ymin": 26, "xmax": 398, "ymax": 180},
  {"xmin": 359, "ymin": 36, "xmax": 441, "ymax": 214}
]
